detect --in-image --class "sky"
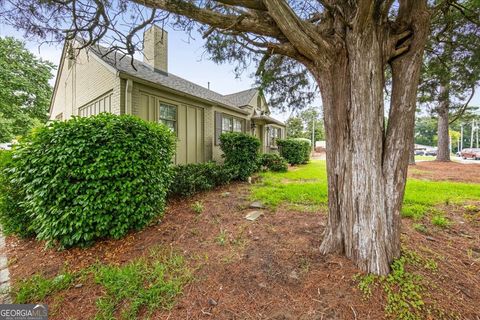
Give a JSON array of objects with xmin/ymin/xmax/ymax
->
[{"xmin": 1, "ymin": 22, "xmax": 479, "ymax": 122}]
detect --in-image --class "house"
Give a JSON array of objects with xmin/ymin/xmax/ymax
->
[{"xmin": 49, "ymin": 25, "xmax": 286, "ymax": 164}]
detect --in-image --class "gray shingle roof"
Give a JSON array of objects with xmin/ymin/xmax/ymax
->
[
  {"xmin": 89, "ymin": 44, "xmax": 251, "ymax": 111},
  {"xmin": 224, "ymin": 88, "xmax": 257, "ymax": 107}
]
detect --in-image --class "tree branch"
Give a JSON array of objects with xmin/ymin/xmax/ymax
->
[{"xmin": 135, "ymin": 0, "xmax": 283, "ymax": 38}]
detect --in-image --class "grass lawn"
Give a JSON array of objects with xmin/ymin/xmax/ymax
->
[{"xmin": 252, "ymin": 160, "xmax": 480, "ymax": 221}]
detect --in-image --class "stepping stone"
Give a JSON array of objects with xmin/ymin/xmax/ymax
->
[
  {"xmin": 0, "ymin": 269, "xmax": 9, "ymax": 284},
  {"xmin": 245, "ymin": 210, "xmax": 263, "ymax": 221},
  {"xmin": 249, "ymin": 201, "xmax": 265, "ymax": 209}
]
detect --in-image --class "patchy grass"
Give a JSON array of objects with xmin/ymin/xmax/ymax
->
[
  {"xmin": 13, "ymin": 271, "xmax": 75, "ymax": 303},
  {"xmin": 12, "ymin": 248, "xmax": 191, "ymax": 319},
  {"xmin": 253, "ymin": 161, "xmax": 480, "ymax": 219},
  {"xmin": 94, "ymin": 248, "xmax": 191, "ymax": 320}
]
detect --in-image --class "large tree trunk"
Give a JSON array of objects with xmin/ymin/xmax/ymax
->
[
  {"xmin": 316, "ymin": 7, "xmax": 430, "ymax": 275},
  {"xmin": 436, "ymin": 85, "xmax": 450, "ymax": 161}
]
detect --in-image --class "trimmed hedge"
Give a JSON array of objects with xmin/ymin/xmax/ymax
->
[
  {"xmin": 220, "ymin": 132, "xmax": 260, "ymax": 181},
  {"xmin": 277, "ymin": 138, "xmax": 311, "ymax": 165},
  {"xmin": 169, "ymin": 162, "xmax": 233, "ymax": 197},
  {"xmin": 0, "ymin": 150, "xmax": 33, "ymax": 237},
  {"xmin": 259, "ymin": 153, "xmax": 288, "ymax": 172},
  {"xmin": 0, "ymin": 114, "xmax": 175, "ymax": 247}
]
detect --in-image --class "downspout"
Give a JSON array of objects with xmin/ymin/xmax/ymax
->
[{"xmin": 125, "ymin": 79, "xmax": 133, "ymax": 115}]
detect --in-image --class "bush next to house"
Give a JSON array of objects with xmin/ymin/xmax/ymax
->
[
  {"xmin": 0, "ymin": 150, "xmax": 33, "ymax": 237},
  {"xmin": 259, "ymin": 153, "xmax": 288, "ymax": 172},
  {"xmin": 0, "ymin": 114, "xmax": 175, "ymax": 247},
  {"xmin": 169, "ymin": 162, "xmax": 233, "ymax": 197},
  {"xmin": 277, "ymin": 138, "xmax": 311, "ymax": 165},
  {"xmin": 220, "ymin": 132, "xmax": 260, "ymax": 181}
]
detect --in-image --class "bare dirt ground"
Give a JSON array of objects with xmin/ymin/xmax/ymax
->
[
  {"xmin": 408, "ymin": 160, "xmax": 480, "ymax": 183},
  {"xmin": 4, "ymin": 161, "xmax": 480, "ymax": 320}
]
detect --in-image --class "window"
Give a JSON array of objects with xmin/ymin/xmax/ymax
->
[
  {"xmin": 222, "ymin": 116, "xmax": 233, "ymax": 133},
  {"xmin": 159, "ymin": 103, "xmax": 177, "ymax": 132},
  {"xmin": 221, "ymin": 114, "xmax": 243, "ymax": 133},
  {"xmin": 233, "ymin": 118, "xmax": 243, "ymax": 132},
  {"xmin": 269, "ymin": 127, "xmax": 282, "ymax": 147}
]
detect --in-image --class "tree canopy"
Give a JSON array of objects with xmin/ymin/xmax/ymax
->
[{"xmin": 0, "ymin": 37, "xmax": 55, "ymax": 142}]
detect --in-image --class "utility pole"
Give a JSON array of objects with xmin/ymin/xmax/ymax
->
[
  {"xmin": 460, "ymin": 124, "xmax": 464, "ymax": 151},
  {"xmin": 311, "ymin": 116, "xmax": 315, "ymax": 152},
  {"xmin": 471, "ymin": 120, "xmax": 475, "ymax": 148},
  {"xmin": 476, "ymin": 120, "xmax": 479, "ymax": 148}
]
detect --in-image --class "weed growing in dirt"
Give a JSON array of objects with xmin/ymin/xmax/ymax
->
[
  {"xmin": 413, "ymin": 223, "xmax": 428, "ymax": 234},
  {"xmin": 14, "ymin": 271, "xmax": 75, "ymax": 303},
  {"xmin": 354, "ymin": 249, "xmax": 441, "ymax": 320},
  {"xmin": 191, "ymin": 201, "xmax": 204, "ymax": 214},
  {"xmin": 464, "ymin": 204, "xmax": 479, "ymax": 213},
  {"xmin": 94, "ymin": 248, "xmax": 191, "ymax": 320},
  {"xmin": 353, "ymin": 273, "xmax": 376, "ymax": 298},
  {"xmin": 215, "ymin": 229, "xmax": 228, "ymax": 246},
  {"xmin": 431, "ymin": 215, "xmax": 450, "ymax": 228}
]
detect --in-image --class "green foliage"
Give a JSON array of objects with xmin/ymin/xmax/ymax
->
[
  {"xmin": 431, "ymin": 215, "xmax": 450, "ymax": 228},
  {"xmin": 220, "ymin": 132, "xmax": 260, "ymax": 181},
  {"xmin": 277, "ymin": 138, "xmax": 310, "ymax": 165},
  {"xmin": 0, "ymin": 37, "xmax": 55, "ymax": 142},
  {"xmin": 354, "ymin": 249, "xmax": 436, "ymax": 320},
  {"xmin": 94, "ymin": 248, "xmax": 191, "ymax": 320},
  {"xmin": 0, "ymin": 150, "xmax": 33, "ymax": 237},
  {"xmin": 285, "ymin": 107, "xmax": 324, "ymax": 141},
  {"xmin": 413, "ymin": 223, "xmax": 428, "ymax": 234},
  {"xmin": 2, "ymin": 114, "xmax": 175, "ymax": 247},
  {"xmin": 14, "ymin": 272, "xmax": 75, "ymax": 303},
  {"xmin": 259, "ymin": 153, "xmax": 288, "ymax": 172},
  {"xmin": 383, "ymin": 254, "xmax": 425, "ymax": 320},
  {"xmin": 169, "ymin": 162, "xmax": 233, "ymax": 197},
  {"xmin": 191, "ymin": 201, "xmax": 204, "ymax": 214}
]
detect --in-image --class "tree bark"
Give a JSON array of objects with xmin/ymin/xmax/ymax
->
[
  {"xmin": 316, "ymin": 4, "xmax": 430, "ymax": 275},
  {"xmin": 410, "ymin": 126, "xmax": 416, "ymax": 165},
  {"xmin": 436, "ymin": 85, "xmax": 450, "ymax": 161}
]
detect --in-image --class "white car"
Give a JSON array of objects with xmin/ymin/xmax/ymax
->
[{"xmin": 0, "ymin": 143, "xmax": 12, "ymax": 150}]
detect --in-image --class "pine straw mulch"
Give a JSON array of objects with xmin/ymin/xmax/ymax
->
[{"xmin": 3, "ymin": 161, "xmax": 480, "ymax": 319}]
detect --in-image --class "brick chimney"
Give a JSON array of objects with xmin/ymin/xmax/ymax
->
[{"xmin": 143, "ymin": 25, "xmax": 168, "ymax": 73}]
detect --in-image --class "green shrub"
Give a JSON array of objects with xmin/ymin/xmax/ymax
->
[
  {"xmin": 169, "ymin": 162, "xmax": 233, "ymax": 197},
  {"xmin": 277, "ymin": 138, "xmax": 311, "ymax": 165},
  {"xmin": 0, "ymin": 150, "xmax": 33, "ymax": 237},
  {"xmin": 259, "ymin": 153, "xmax": 288, "ymax": 172},
  {"xmin": 3, "ymin": 114, "xmax": 175, "ymax": 247},
  {"xmin": 220, "ymin": 132, "xmax": 260, "ymax": 181}
]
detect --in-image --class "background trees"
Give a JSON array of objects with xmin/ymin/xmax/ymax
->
[
  {"xmin": 418, "ymin": 0, "xmax": 480, "ymax": 161},
  {"xmin": 286, "ymin": 107, "xmax": 325, "ymax": 143},
  {"xmin": 0, "ymin": 37, "xmax": 55, "ymax": 142}
]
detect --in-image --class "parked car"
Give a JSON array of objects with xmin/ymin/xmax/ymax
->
[
  {"xmin": 461, "ymin": 148, "xmax": 480, "ymax": 160},
  {"xmin": 0, "ymin": 143, "xmax": 12, "ymax": 150},
  {"xmin": 415, "ymin": 149, "xmax": 426, "ymax": 156},
  {"xmin": 424, "ymin": 149, "xmax": 437, "ymax": 156}
]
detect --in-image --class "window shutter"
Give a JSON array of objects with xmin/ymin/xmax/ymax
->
[
  {"xmin": 244, "ymin": 119, "xmax": 250, "ymax": 134},
  {"xmin": 215, "ymin": 111, "xmax": 223, "ymax": 145}
]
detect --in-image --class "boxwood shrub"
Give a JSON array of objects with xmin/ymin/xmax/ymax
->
[
  {"xmin": 169, "ymin": 162, "xmax": 233, "ymax": 197},
  {"xmin": 277, "ymin": 138, "xmax": 311, "ymax": 165},
  {"xmin": 259, "ymin": 153, "xmax": 288, "ymax": 172},
  {"xmin": 220, "ymin": 132, "xmax": 260, "ymax": 181},
  {"xmin": 2, "ymin": 114, "xmax": 175, "ymax": 247}
]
